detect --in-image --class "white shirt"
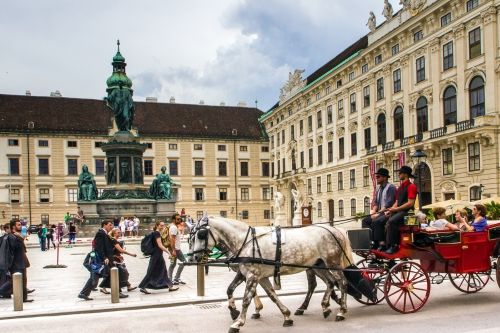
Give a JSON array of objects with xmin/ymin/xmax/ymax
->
[
  {"xmin": 430, "ymin": 219, "xmax": 450, "ymax": 230},
  {"xmin": 169, "ymin": 224, "xmax": 181, "ymax": 250}
]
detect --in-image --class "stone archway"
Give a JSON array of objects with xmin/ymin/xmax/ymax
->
[{"xmin": 414, "ymin": 162, "xmax": 432, "ymax": 207}]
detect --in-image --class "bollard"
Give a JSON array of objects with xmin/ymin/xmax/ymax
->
[
  {"xmin": 197, "ymin": 265, "xmax": 205, "ymax": 296},
  {"xmin": 110, "ymin": 267, "xmax": 120, "ymax": 304},
  {"xmin": 13, "ymin": 272, "xmax": 23, "ymax": 311}
]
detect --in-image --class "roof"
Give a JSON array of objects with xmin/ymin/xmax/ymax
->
[{"xmin": 0, "ymin": 94, "xmax": 266, "ymax": 140}]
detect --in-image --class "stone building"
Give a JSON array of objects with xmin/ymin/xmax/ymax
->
[{"xmin": 260, "ymin": 0, "xmax": 500, "ymax": 225}]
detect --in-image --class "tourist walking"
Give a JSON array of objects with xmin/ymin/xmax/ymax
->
[
  {"xmin": 138, "ymin": 221, "xmax": 178, "ymax": 294},
  {"xmin": 38, "ymin": 224, "xmax": 47, "ymax": 251},
  {"xmin": 68, "ymin": 222, "xmax": 77, "ymax": 246},
  {"xmin": 46, "ymin": 225, "xmax": 56, "ymax": 250},
  {"xmin": 133, "ymin": 216, "xmax": 140, "ymax": 237},
  {"xmin": 168, "ymin": 213, "xmax": 187, "ymax": 285}
]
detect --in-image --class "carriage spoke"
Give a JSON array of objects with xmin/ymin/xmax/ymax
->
[
  {"xmin": 407, "ymin": 290, "xmax": 417, "ymax": 311},
  {"xmin": 409, "ymin": 290, "xmax": 425, "ymax": 304}
]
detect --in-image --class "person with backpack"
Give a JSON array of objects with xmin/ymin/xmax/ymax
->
[
  {"xmin": 138, "ymin": 221, "xmax": 178, "ymax": 294},
  {"xmin": 46, "ymin": 225, "xmax": 56, "ymax": 250},
  {"xmin": 38, "ymin": 224, "xmax": 47, "ymax": 251}
]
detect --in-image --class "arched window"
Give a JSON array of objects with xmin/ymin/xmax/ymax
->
[
  {"xmin": 350, "ymin": 198, "xmax": 357, "ymax": 216},
  {"xmin": 416, "ymin": 97, "xmax": 428, "ymax": 134},
  {"xmin": 364, "ymin": 196, "xmax": 370, "ymax": 215},
  {"xmin": 443, "ymin": 86, "xmax": 457, "ymax": 125},
  {"xmin": 317, "ymin": 201, "xmax": 323, "ymax": 217},
  {"xmin": 469, "ymin": 76, "xmax": 485, "ymax": 118},
  {"xmin": 377, "ymin": 113, "xmax": 386, "ymax": 145},
  {"xmin": 338, "ymin": 200, "xmax": 344, "ymax": 217},
  {"xmin": 393, "ymin": 106, "xmax": 404, "ymax": 141}
]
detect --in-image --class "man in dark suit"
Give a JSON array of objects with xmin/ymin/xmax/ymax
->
[
  {"xmin": 0, "ymin": 219, "xmax": 33, "ymax": 302},
  {"xmin": 78, "ymin": 220, "xmax": 115, "ymax": 300}
]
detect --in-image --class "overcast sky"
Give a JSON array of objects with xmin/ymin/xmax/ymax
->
[{"xmin": 0, "ymin": 0, "xmax": 401, "ymax": 111}]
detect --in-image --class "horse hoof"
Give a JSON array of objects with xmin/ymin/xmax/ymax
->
[
  {"xmin": 323, "ymin": 309, "xmax": 332, "ymax": 319},
  {"xmin": 283, "ymin": 319, "xmax": 294, "ymax": 327},
  {"xmin": 294, "ymin": 309, "xmax": 305, "ymax": 316},
  {"xmin": 335, "ymin": 315, "xmax": 345, "ymax": 322},
  {"xmin": 229, "ymin": 308, "xmax": 240, "ymax": 321},
  {"xmin": 228, "ymin": 328, "xmax": 239, "ymax": 333},
  {"xmin": 251, "ymin": 313, "xmax": 261, "ymax": 319}
]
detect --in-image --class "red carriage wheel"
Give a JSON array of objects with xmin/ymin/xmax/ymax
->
[
  {"xmin": 384, "ymin": 261, "xmax": 430, "ymax": 314},
  {"xmin": 448, "ymin": 271, "xmax": 490, "ymax": 293},
  {"xmin": 354, "ymin": 258, "xmax": 387, "ymax": 305}
]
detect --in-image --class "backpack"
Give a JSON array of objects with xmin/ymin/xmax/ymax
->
[
  {"xmin": 141, "ymin": 232, "xmax": 156, "ymax": 256},
  {"xmin": 161, "ymin": 225, "xmax": 171, "ymax": 249},
  {"xmin": 37, "ymin": 228, "xmax": 43, "ymax": 237}
]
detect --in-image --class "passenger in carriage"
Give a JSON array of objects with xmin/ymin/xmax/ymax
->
[
  {"xmin": 361, "ymin": 168, "xmax": 397, "ymax": 250},
  {"xmin": 424, "ymin": 207, "xmax": 459, "ymax": 231},
  {"xmin": 384, "ymin": 166, "xmax": 418, "ymax": 254},
  {"xmin": 462, "ymin": 204, "xmax": 488, "ymax": 232},
  {"xmin": 454, "ymin": 209, "xmax": 470, "ymax": 231}
]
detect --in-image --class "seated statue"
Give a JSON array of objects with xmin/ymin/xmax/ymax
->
[
  {"xmin": 78, "ymin": 164, "xmax": 98, "ymax": 201},
  {"xmin": 149, "ymin": 166, "xmax": 174, "ymax": 200}
]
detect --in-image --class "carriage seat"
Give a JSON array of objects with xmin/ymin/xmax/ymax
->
[{"xmin": 413, "ymin": 230, "xmax": 461, "ymax": 247}]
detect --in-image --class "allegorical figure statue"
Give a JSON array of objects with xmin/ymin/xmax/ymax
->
[
  {"xmin": 382, "ymin": 0, "xmax": 394, "ymax": 21},
  {"xmin": 274, "ymin": 191, "xmax": 284, "ymax": 215},
  {"xmin": 367, "ymin": 11, "xmax": 376, "ymax": 32},
  {"xmin": 107, "ymin": 157, "xmax": 117, "ymax": 184},
  {"xmin": 78, "ymin": 164, "xmax": 98, "ymax": 201},
  {"xmin": 133, "ymin": 157, "xmax": 143, "ymax": 184},
  {"xmin": 105, "ymin": 88, "xmax": 135, "ymax": 132},
  {"xmin": 291, "ymin": 189, "xmax": 303, "ymax": 213},
  {"xmin": 149, "ymin": 166, "xmax": 174, "ymax": 200}
]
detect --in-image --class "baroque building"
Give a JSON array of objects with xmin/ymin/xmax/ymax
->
[{"xmin": 260, "ymin": 0, "xmax": 500, "ymax": 225}]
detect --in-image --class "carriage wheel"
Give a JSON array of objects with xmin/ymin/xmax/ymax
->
[
  {"xmin": 448, "ymin": 271, "xmax": 491, "ymax": 294},
  {"xmin": 497, "ymin": 258, "xmax": 500, "ymax": 289},
  {"xmin": 354, "ymin": 259, "xmax": 387, "ymax": 305},
  {"xmin": 384, "ymin": 261, "xmax": 430, "ymax": 314}
]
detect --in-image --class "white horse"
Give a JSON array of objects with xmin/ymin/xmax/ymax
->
[{"xmin": 191, "ymin": 215, "xmax": 354, "ymax": 333}]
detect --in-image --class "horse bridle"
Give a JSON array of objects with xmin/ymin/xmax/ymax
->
[{"xmin": 189, "ymin": 219, "xmax": 218, "ymax": 262}]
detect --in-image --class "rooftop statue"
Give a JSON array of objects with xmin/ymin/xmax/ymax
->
[
  {"xmin": 279, "ymin": 69, "xmax": 306, "ymax": 102},
  {"xmin": 382, "ymin": 0, "xmax": 394, "ymax": 21},
  {"xmin": 149, "ymin": 166, "xmax": 174, "ymax": 200},
  {"xmin": 367, "ymin": 11, "xmax": 376, "ymax": 32},
  {"xmin": 78, "ymin": 164, "xmax": 98, "ymax": 201}
]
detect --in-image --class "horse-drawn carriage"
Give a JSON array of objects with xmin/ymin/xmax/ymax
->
[{"xmin": 348, "ymin": 221, "xmax": 500, "ymax": 313}]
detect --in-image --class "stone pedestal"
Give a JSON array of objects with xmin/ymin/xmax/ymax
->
[
  {"xmin": 77, "ymin": 199, "xmax": 176, "ymax": 220},
  {"xmin": 274, "ymin": 213, "xmax": 287, "ymax": 226},
  {"xmin": 292, "ymin": 210, "xmax": 302, "ymax": 226}
]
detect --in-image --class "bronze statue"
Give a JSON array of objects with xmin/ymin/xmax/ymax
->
[
  {"xmin": 107, "ymin": 157, "xmax": 117, "ymax": 184},
  {"xmin": 120, "ymin": 158, "xmax": 131, "ymax": 183},
  {"xmin": 106, "ymin": 88, "xmax": 135, "ymax": 132},
  {"xmin": 134, "ymin": 157, "xmax": 143, "ymax": 184},
  {"xmin": 78, "ymin": 164, "xmax": 98, "ymax": 201},
  {"xmin": 149, "ymin": 166, "xmax": 174, "ymax": 200}
]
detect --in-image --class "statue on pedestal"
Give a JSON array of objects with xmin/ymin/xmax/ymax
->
[
  {"xmin": 274, "ymin": 191, "xmax": 284, "ymax": 214},
  {"xmin": 291, "ymin": 189, "xmax": 303, "ymax": 213},
  {"xmin": 78, "ymin": 165, "xmax": 98, "ymax": 201},
  {"xmin": 367, "ymin": 11, "xmax": 377, "ymax": 32},
  {"xmin": 150, "ymin": 166, "xmax": 174, "ymax": 200},
  {"xmin": 382, "ymin": 0, "xmax": 394, "ymax": 21},
  {"xmin": 106, "ymin": 88, "xmax": 135, "ymax": 131}
]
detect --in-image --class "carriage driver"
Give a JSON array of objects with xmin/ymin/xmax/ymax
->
[
  {"xmin": 361, "ymin": 168, "xmax": 397, "ymax": 250},
  {"xmin": 384, "ymin": 165, "xmax": 418, "ymax": 254}
]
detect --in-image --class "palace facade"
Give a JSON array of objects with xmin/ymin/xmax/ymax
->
[{"xmin": 260, "ymin": 0, "xmax": 500, "ymax": 225}]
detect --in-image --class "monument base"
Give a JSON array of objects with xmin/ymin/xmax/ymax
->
[
  {"xmin": 77, "ymin": 199, "xmax": 176, "ymax": 220},
  {"xmin": 292, "ymin": 210, "xmax": 302, "ymax": 226},
  {"xmin": 273, "ymin": 213, "xmax": 287, "ymax": 227}
]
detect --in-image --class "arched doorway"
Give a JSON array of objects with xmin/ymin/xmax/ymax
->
[
  {"xmin": 328, "ymin": 199, "xmax": 334, "ymax": 222},
  {"xmin": 415, "ymin": 163, "xmax": 432, "ymax": 207}
]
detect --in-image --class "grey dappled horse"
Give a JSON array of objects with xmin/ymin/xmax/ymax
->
[{"xmin": 191, "ymin": 215, "xmax": 354, "ymax": 333}]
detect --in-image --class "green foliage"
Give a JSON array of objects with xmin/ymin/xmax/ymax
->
[
  {"xmin": 355, "ymin": 212, "xmax": 366, "ymax": 220},
  {"xmin": 484, "ymin": 201, "xmax": 500, "ymax": 220},
  {"xmin": 425, "ymin": 209, "xmax": 435, "ymax": 221}
]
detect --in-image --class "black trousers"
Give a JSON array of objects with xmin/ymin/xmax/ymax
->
[
  {"xmin": 386, "ymin": 211, "xmax": 408, "ymax": 246},
  {"xmin": 361, "ymin": 213, "xmax": 389, "ymax": 242},
  {"xmin": 80, "ymin": 272, "xmax": 101, "ymax": 296},
  {"xmin": 0, "ymin": 268, "xmax": 28, "ymax": 300}
]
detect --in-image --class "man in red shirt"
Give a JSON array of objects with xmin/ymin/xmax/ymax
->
[{"xmin": 384, "ymin": 166, "xmax": 417, "ymax": 254}]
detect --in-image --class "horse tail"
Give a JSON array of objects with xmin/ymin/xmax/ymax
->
[{"xmin": 338, "ymin": 228, "xmax": 355, "ymax": 268}]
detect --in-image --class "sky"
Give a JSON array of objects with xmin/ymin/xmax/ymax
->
[{"xmin": 0, "ymin": 0, "xmax": 401, "ymax": 111}]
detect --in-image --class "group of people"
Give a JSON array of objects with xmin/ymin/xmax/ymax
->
[
  {"xmin": 363, "ymin": 166, "xmax": 490, "ymax": 254},
  {"xmin": 78, "ymin": 213, "xmax": 187, "ymax": 301},
  {"xmin": 113, "ymin": 216, "xmax": 140, "ymax": 237}
]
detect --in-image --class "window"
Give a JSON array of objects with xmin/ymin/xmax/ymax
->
[
  {"xmin": 443, "ymin": 41, "xmax": 454, "ymax": 70},
  {"xmin": 339, "ymin": 200, "xmax": 344, "ymax": 217},
  {"xmin": 264, "ymin": 210, "xmax": 271, "ymax": 219},
  {"xmin": 239, "ymin": 146, "xmax": 248, "ymax": 152},
  {"xmin": 220, "ymin": 211, "xmax": 228, "ymax": 218},
  {"xmin": 348, "ymin": 71, "xmax": 355, "ymax": 81},
  {"xmin": 363, "ymin": 86, "xmax": 370, "ymax": 107},
  {"xmin": 441, "ymin": 12, "xmax": 452, "ymax": 27},
  {"xmin": 241, "ymin": 210, "xmax": 249, "ymax": 220},
  {"xmin": 337, "ymin": 79, "xmax": 343, "ymax": 88},
  {"xmin": 364, "ymin": 128, "xmax": 371, "ymax": 149},
  {"xmin": 469, "ymin": 76, "xmax": 485, "ymax": 118},
  {"xmin": 327, "ymin": 174, "xmax": 332, "ymax": 192},
  {"xmin": 300, "ymin": 151, "xmax": 304, "ymax": 168},
  {"xmin": 339, "ymin": 137, "xmax": 345, "ymax": 160},
  {"xmin": 39, "ymin": 188, "xmax": 50, "ymax": 203},
  {"xmin": 194, "ymin": 144, "xmax": 203, "ymax": 151},
  {"xmin": 68, "ymin": 188, "xmax": 78, "ymax": 202},
  {"xmin": 299, "ymin": 120, "xmax": 304, "ymax": 136},
  {"xmin": 317, "ymin": 110, "xmax": 322, "ymax": 128},
  {"xmin": 392, "ymin": 159, "xmax": 400, "ymax": 180},
  {"xmin": 328, "ymin": 141, "xmax": 333, "ymax": 163},
  {"xmin": 443, "ymin": 86, "xmax": 457, "ymax": 125},
  {"xmin": 290, "ymin": 125, "xmax": 295, "ymax": 140},
  {"xmin": 467, "ymin": 0, "xmax": 479, "ymax": 12},
  {"xmin": 38, "ymin": 140, "xmax": 49, "ymax": 147},
  {"xmin": 327, "ymin": 105, "xmax": 333, "ymax": 124},
  {"xmin": 8, "ymin": 139, "xmax": 19, "ymax": 146},
  {"xmin": 241, "ymin": 188, "xmax": 249, "ymax": 201},
  {"xmin": 414, "ymin": 30, "xmax": 423, "ymax": 42},
  {"xmin": 169, "ymin": 160, "xmax": 178, "ymax": 176},
  {"xmin": 197, "ymin": 211, "xmax": 204, "ymax": 220},
  {"xmin": 416, "ymin": 56, "xmax": 425, "ymax": 83},
  {"xmin": 338, "ymin": 99, "xmax": 344, "ymax": 119},
  {"xmin": 364, "ymin": 197, "xmax": 371, "ymax": 214},
  {"xmin": 317, "ymin": 144, "xmax": 323, "ymax": 165},
  {"xmin": 308, "ymin": 148, "xmax": 313, "ymax": 168},
  {"xmin": 470, "ymin": 186, "xmax": 482, "ymax": 201},
  {"xmin": 10, "ymin": 189, "xmax": 20, "ymax": 203},
  {"xmin": 261, "ymin": 146, "xmax": 269, "ymax": 152},
  {"xmin": 240, "ymin": 161, "xmax": 249, "ymax": 176},
  {"xmin": 276, "ymin": 134, "xmax": 280, "ymax": 147},
  {"xmin": 350, "ymin": 93, "xmax": 356, "ymax": 113},
  {"xmin": 362, "ymin": 64, "xmax": 369, "ymax": 74},
  {"xmin": 195, "ymin": 188, "xmax": 204, "ymax": 201},
  {"xmin": 394, "ymin": 107, "xmax": 404, "ymax": 141},
  {"xmin": 468, "ymin": 142, "xmax": 480, "ymax": 171},
  {"xmin": 195, "ymin": 160, "xmax": 203, "ymax": 176},
  {"xmin": 376, "ymin": 78, "xmax": 384, "ymax": 100},
  {"xmin": 416, "ymin": 97, "xmax": 429, "ymax": 134},
  {"xmin": 67, "ymin": 140, "xmax": 77, "ymax": 148},
  {"xmin": 350, "ymin": 169, "xmax": 356, "ymax": 189},
  {"xmin": 469, "ymin": 27, "xmax": 481, "ymax": 59},
  {"xmin": 146, "ymin": 143, "xmax": 153, "ymax": 149},
  {"xmin": 363, "ymin": 166, "xmax": 369, "ymax": 187},
  {"xmin": 338, "ymin": 172, "xmax": 344, "ymax": 190},
  {"xmin": 8, "ymin": 158, "xmax": 19, "ymax": 175},
  {"xmin": 374, "ymin": 54, "xmax": 382, "ymax": 65},
  {"xmin": 261, "ymin": 161, "xmax": 270, "ymax": 177},
  {"xmin": 262, "ymin": 187, "xmax": 270, "ymax": 200},
  {"xmin": 95, "ymin": 159, "xmax": 105, "ymax": 176},
  {"xmin": 94, "ymin": 141, "xmax": 104, "ymax": 148},
  {"xmin": 317, "ymin": 202, "xmax": 323, "ymax": 217},
  {"xmin": 144, "ymin": 160, "xmax": 153, "ymax": 176},
  {"xmin": 377, "ymin": 113, "xmax": 386, "ymax": 145},
  {"xmin": 393, "ymin": 69, "xmax": 401, "ymax": 93},
  {"xmin": 307, "ymin": 116, "xmax": 313, "ymax": 132},
  {"xmin": 392, "ymin": 44, "xmax": 400, "ymax": 56},
  {"xmin": 442, "ymin": 148, "xmax": 453, "ymax": 175},
  {"xmin": 41, "ymin": 214, "xmax": 49, "ymax": 224},
  {"xmin": 351, "ymin": 133, "xmax": 357, "ymax": 156},
  {"xmin": 326, "ymin": 85, "xmax": 331, "ymax": 95},
  {"xmin": 38, "ymin": 158, "xmax": 49, "ymax": 175},
  {"xmin": 350, "ymin": 198, "xmax": 356, "ymax": 216},
  {"xmin": 307, "ymin": 178, "xmax": 312, "ymax": 195},
  {"xmin": 169, "ymin": 143, "xmax": 178, "ymax": 150},
  {"xmin": 281, "ymin": 130, "xmax": 285, "ymax": 145},
  {"xmin": 317, "ymin": 176, "xmax": 322, "ymax": 193}
]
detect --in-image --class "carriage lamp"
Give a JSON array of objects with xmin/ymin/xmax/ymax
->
[{"xmin": 411, "ymin": 149, "xmax": 427, "ymax": 211}]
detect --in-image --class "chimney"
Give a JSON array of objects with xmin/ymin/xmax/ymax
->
[
  {"xmin": 237, "ymin": 101, "xmax": 247, "ymax": 107},
  {"xmin": 220, "ymin": 101, "xmax": 226, "ymax": 106},
  {"xmin": 199, "ymin": 100, "xmax": 205, "ymax": 105},
  {"xmin": 146, "ymin": 97, "xmax": 158, "ymax": 103},
  {"xmin": 50, "ymin": 90, "xmax": 62, "ymax": 97},
  {"xmin": 25, "ymin": 90, "xmax": 31, "ymax": 96},
  {"xmin": 169, "ymin": 96, "xmax": 176, "ymax": 103}
]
